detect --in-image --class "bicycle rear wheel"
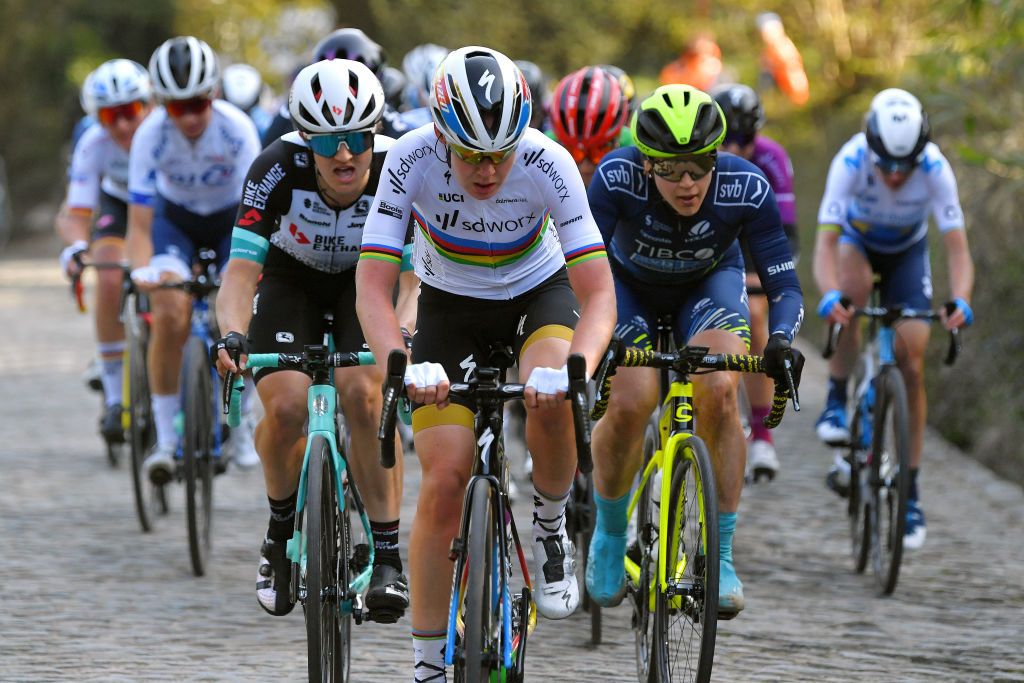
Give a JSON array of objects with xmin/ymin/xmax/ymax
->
[
  {"xmin": 456, "ymin": 477, "xmax": 497, "ymax": 682},
  {"xmin": 125, "ymin": 293, "xmax": 164, "ymax": 532},
  {"xmin": 305, "ymin": 435, "xmax": 349, "ymax": 682},
  {"xmin": 632, "ymin": 421, "xmax": 659, "ymax": 683},
  {"xmin": 182, "ymin": 336, "xmax": 215, "ymax": 577},
  {"xmin": 870, "ymin": 367, "xmax": 910, "ymax": 595},
  {"xmin": 654, "ymin": 436, "xmax": 718, "ymax": 683}
]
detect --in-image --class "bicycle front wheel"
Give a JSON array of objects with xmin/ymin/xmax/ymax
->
[
  {"xmin": 870, "ymin": 367, "xmax": 910, "ymax": 595},
  {"xmin": 306, "ymin": 435, "xmax": 349, "ymax": 681},
  {"xmin": 654, "ymin": 436, "xmax": 718, "ymax": 683},
  {"xmin": 182, "ymin": 337, "xmax": 214, "ymax": 576},
  {"xmin": 633, "ymin": 421, "xmax": 659, "ymax": 683},
  {"xmin": 125, "ymin": 293, "xmax": 164, "ymax": 532},
  {"xmin": 456, "ymin": 477, "xmax": 497, "ymax": 682}
]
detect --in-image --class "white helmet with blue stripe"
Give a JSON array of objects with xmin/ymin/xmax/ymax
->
[
  {"xmin": 80, "ymin": 59, "xmax": 152, "ymax": 115},
  {"xmin": 430, "ymin": 46, "xmax": 531, "ymax": 153}
]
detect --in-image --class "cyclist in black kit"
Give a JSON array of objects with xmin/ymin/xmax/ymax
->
[{"xmin": 214, "ymin": 59, "xmax": 417, "ymax": 619}]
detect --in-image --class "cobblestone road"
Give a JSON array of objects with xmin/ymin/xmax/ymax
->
[{"xmin": 2, "ymin": 239, "xmax": 1022, "ymax": 682}]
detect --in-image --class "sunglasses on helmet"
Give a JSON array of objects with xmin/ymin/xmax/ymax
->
[
  {"xmin": 165, "ymin": 96, "xmax": 212, "ymax": 119},
  {"xmin": 448, "ymin": 141, "xmax": 517, "ymax": 166},
  {"xmin": 648, "ymin": 153, "xmax": 717, "ymax": 182},
  {"xmin": 97, "ymin": 101, "xmax": 146, "ymax": 127},
  {"xmin": 305, "ymin": 130, "xmax": 375, "ymax": 157},
  {"xmin": 566, "ymin": 140, "xmax": 617, "ymax": 165}
]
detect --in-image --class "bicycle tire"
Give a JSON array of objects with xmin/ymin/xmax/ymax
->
[
  {"xmin": 458, "ymin": 477, "xmax": 497, "ymax": 682},
  {"xmin": 125, "ymin": 293, "xmax": 163, "ymax": 532},
  {"xmin": 870, "ymin": 367, "xmax": 910, "ymax": 595},
  {"xmin": 848, "ymin": 357, "xmax": 870, "ymax": 573},
  {"xmin": 306, "ymin": 435, "xmax": 348, "ymax": 681},
  {"xmin": 633, "ymin": 420, "xmax": 659, "ymax": 683},
  {"xmin": 654, "ymin": 436, "xmax": 718, "ymax": 683},
  {"xmin": 182, "ymin": 337, "xmax": 214, "ymax": 577},
  {"xmin": 582, "ymin": 472, "xmax": 602, "ymax": 646}
]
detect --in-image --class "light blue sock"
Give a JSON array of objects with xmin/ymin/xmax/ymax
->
[
  {"xmin": 595, "ymin": 491, "xmax": 630, "ymax": 536},
  {"xmin": 719, "ymin": 512, "xmax": 737, "ymax": 565}
]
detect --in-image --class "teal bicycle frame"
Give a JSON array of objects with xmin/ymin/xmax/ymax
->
[{"xmin": 228, "ymin": 346, "xmax": 377, "ymax": 614}]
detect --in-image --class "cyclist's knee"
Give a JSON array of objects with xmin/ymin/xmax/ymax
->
[
  {"xmin": 695, "ymin": 372, "xmax": 738, "ymax": 416},
  {"xmin": 262, "ymin": 391, "xmax": 308, "ymax": 438},
  {"xmin": 419, "ymin": 465, "xmax": 470, "ymax": 517}
]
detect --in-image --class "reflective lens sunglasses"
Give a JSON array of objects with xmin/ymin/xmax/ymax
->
[
  {"xmin": 165, "ymin": 96, "xmax": 212, "ymax": 118},
  {"xmin": 873, "ymin": 155, "xmax": 916, "ymax": 176},
  {"xmin": 97, "ymin": 100, "xmax": 146, "ymax": 127},
  {"xmin": 306, "ymin": 130, "xmax": 375, "ymax": 157},
  {"xmin": 448, "ymin": 141, "xmax": 517, "ymax": 165},
  {"xmin": 649, "ymin": 153, "xmax": 717, "ymax": 182},
  {"xmin": 566, "ymin": 140, "xmax": 617, "ymax": 165}
]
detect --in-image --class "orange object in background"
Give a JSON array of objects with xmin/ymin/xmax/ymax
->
[
  {"xmin": 758, "ymin": 12, "xmax": 809, "ymax": 106},
  {"xmin": 659, "ymin": 34, "xmax": 723, "ymax": 91}
]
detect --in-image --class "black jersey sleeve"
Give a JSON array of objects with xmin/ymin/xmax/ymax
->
[
  {"xmin": 742, "ymin": 192, "xmax": 804, "ymax": 340},
  {"xmin": 230, "ymin": 140, "xmax": 294, "ymax": 264}
]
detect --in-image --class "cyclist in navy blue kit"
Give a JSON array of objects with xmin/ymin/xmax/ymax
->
[{"xmin": 584, "ymin": 84, "xmax": 804, "ymax": 619}]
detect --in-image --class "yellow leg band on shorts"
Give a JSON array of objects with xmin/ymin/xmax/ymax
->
[
  {"xmin": 520, "ymin": 324, "xmax": 574, "ymax": 356},
  {"xmin": 412, "ymin": 403, "xmax": 475, "ymax": 433}
]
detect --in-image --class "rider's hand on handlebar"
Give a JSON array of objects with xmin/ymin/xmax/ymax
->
[
  {"xmin": 404, "ymin": 362, "xmax": 450, "ymax": 408},
  {"xmin": 524, "ymin": 365, "xmax": 568, "ymax": 410},
  {"xmin": 764, "ymin": 333, "xmax": 805, "ymax": 388},
  {"xmin": 60, "ymin": 241, "xmax": 89, "ymax": 279},
  {"xmin": 817, "ymin": 289, "xmax": 854, "ymax": 326},
  {"xmin": 941, "ymin": 298, "xmax": 973, "ymax": 330},
  {"xmin": 212, "ymin": 331, "xmax": 250, "ymax": 376}
]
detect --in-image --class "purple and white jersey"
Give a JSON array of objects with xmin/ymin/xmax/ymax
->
[{"xmin": 749, "ymin": 136, "xmax": 796, "ymax": 226}]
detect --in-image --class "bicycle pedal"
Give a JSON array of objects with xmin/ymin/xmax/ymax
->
[
  {"xmin": 366, "ymin": 606, "xmax": 403, "ymax": 624},
  {"xmin": 213, "ymin": 458, "xmax": 228, "ymax": 475}
]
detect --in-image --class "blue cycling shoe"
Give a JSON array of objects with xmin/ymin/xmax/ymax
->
[
  {"xmin": 815, "ymin": 400, "xmax": 851, "ymax": 446},
  {"xmin": 718, "ymin": 557, "xmax": 745, "ymax": 619},
  {"xmin": 585, "ymin": 529, "xmax": 627, "ymax": 607}
]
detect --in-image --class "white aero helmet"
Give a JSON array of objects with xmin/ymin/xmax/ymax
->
[
  {"xmin": 402, "ymin": 43, "xmax": 449, "ymax": 108},
  {"xmin": 864, "ymin": 88, "xmax": 930, "ymax": 170},
  {"xmin": 430, "ymin": 46, "xmax": 532, "ymax": 152},
  {"xmin": 288, "ymin": 59, "xmax": 385, "ymax": 134},
  {"xmin": 80, "ymin": 59, "xmax": 152, "ymax": 115},
  {"xmin": 221, "ymin": 63, "xmax": 263, "ymax": 112},
  {"xmin": 149, "ymin": 36, "xmax": 220, "ymax": 100}
]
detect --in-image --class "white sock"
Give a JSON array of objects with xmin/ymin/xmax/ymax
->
[
  {"xmin": 411, "ymin": 631, "xmax": 446, "ymax": 683},
  {"xmin": 97, "ymin": 342, "xmax": 125, "ymax": 407},
  {"xmin": 532, "ymin": 486, "xmax": 570, "ymax": 538},
  {"xmin": 152, "ymin": 393, "xmax": 180, "ymax": 450}
]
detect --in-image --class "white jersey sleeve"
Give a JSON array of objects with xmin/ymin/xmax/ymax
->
[
  {"xmin": 921, "ymin": 144, "xmax": 965, "ymax": 232},
  {"xmin": 816, "ymin": 136, "xmax": 860, "ymax": 227},
  {"xmin": 359, "ymin": 129, "xmax": 428, "ymax": 267},
  {"xmin": 66, "ymin": 125, "xmax": 105, "ymax": 211},
  {"xmin": 128, "ymin": 110, "xmax": 163, "ymax": 207}
]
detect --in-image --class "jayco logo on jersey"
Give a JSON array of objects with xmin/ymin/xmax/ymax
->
[
  {"xmin": 714, "ymin": 172, "xmax": 768, "ymax": 209},
  {"xmin": 598, "ymin": 159, "xmax": 647, "ymax": 200},
  {"xmin": 520, "ymin": 149, "xmax": 569, "ymax": 203},
  {"xmin": 243, "ymin": 163, "xmax": 286, "ymax": 210},
  {"xmin": 388, "ymin": 144, "xmax": 434, "ymax": 195},
  {"xmin": 438, "ymin": 192, "xmax": 465, "ymax": 202}
]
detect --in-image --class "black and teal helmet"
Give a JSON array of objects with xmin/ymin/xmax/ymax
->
[{"xmin": 631, "ymin": 84, "xmax": 726, "ymax": 157}]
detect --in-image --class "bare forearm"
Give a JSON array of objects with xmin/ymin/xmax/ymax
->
[
  {"xmin": 812, "ymin": 227, "xmax": 841, "ymax": 294},
  {"xmin": 570, "ymin": 288, "xmax": 617, "ymax": 377},
  {"xmin": 355, "ymin": 262, "xmax": 407, "ymax": 364},
  {"xmin": 126, "ymin": 205, "xmax": 154, "ymax": 267},
  {"xmin": 56, "ymin": 203, "xmax": 91, "ymax": 245},
  {"xmin": 216, "ymin": 262, "xmax": 260, "ymax": 335},
  {"xmin": 395, "ymin": 270, "xmax": 421, "ymax": 333},
  {"xmin": 947, "ymin": 239, "xmax": 974, "ymax": 302}
]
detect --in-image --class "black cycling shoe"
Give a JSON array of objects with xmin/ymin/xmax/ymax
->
[
  {"xmin": 100, "ymin": 403, "xmax": 125, "ymax": 444},
  {"xmin": 365, "ymin": 564, "xmax": 409, "ymax": 623},
  {"xmin": 257, "ymin": 538, "xmax": 296, "ymax": 616}
]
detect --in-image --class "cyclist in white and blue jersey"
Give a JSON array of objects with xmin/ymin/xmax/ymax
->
[
  {"xmin": 125, "ymin": 36, "xmax": 260, "ymax": 483},
  {"xmin": 814, "ymin": 88, "xmax": 975, "ymax": 549}
]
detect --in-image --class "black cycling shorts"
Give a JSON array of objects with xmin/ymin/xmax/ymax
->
[
  {"xmin": 411, "ymin": 268, "xmax": 580, "ymax": 428},
  {"xmin": 90, "ymin": 191, "xmax": 128, "ymax": 242},
  {"xmin": 247, "ymin": 248, "xmax": 366, "ymax": 383}
]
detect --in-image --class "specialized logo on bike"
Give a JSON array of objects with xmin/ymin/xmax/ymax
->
[{"xmin": 714, "ymin": 171, "xmax": 769, "ymax": 209}]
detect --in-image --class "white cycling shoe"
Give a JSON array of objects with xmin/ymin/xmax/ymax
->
[
  {"xmin": 228, "ymin": 416, "xmax": 260, "ymax": 470},
  {"xmin": 746, "ymin": 439, "xmax": 780, "ymax": 483},
  {"xmin": 531, "ymin": 527, "xmax": 579, "ymax": 619}
]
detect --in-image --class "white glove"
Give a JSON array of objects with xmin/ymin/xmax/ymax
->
[
  {"xmin": 525, "ymin": 365, "xmax": 568, "ymax": 395},
  {"xmin": 130, "ymin": 265, "xmax": 163, "ymax": 284},
  {"xmin": 404, "ymin": 362, "xmax": 449, "ymax": 389},
  {"xmin": 60, "ymin": 240, "xmax": 89, "ymax": 275}
]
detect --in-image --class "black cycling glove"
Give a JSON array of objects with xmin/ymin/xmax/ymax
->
[
  {"xmin": 763, "ymin": 333, "xmax": 805, "ymax": 388},
  {"xmin": 211, "ymin": 331, "xmax": 250, "ymax": 365}
]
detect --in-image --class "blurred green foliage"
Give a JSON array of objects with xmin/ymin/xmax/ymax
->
[{"xmin": 2, "ymin": 0, "xmax": 1021, "ymax": 481}]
